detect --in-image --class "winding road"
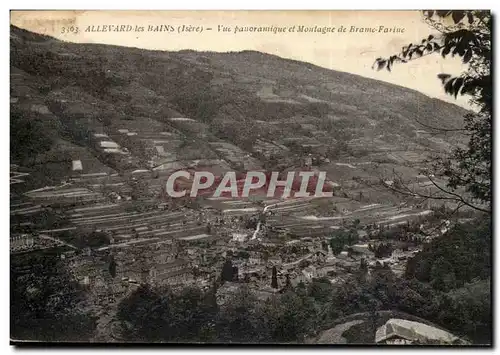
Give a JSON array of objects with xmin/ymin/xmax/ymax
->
[{"xmin": 251, "ymin": 203, "xmax": 276, "ymax": 240}]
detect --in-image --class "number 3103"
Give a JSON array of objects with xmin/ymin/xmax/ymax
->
[{"xmin": 61, "ymin": 26, "xmax": 79, "ymax": 34}]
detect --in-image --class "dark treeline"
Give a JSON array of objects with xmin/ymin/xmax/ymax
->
[{"xmin": 10, "ymin": 217, "xmax": 491, "ymax": 344}]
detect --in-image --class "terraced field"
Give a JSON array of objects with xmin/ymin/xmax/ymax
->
[{"xmin": 9, "ymin": 24, "xmax": 470, "ymax": 254}]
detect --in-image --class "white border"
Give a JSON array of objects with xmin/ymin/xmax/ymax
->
[{"xmin": 2, "ymin": 1, "xmax": 498, "ymax": 354}]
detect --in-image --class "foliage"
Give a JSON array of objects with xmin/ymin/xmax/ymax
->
[
  {"xmin": 374, "ymin": 10, "xmax": 490, "ymax": 105},
  {"xmin": 237, "ymin": 250, "xmax": 250, "ymax": 259},
  {"xmin": 329, "ymin": 237, "xmax": 343, "ymax": 256},
  {"xmin": 329, "ymin": 229, "xmax": 357, "ymax": 255},
  {"xmin": 435, "ymin": 279, "xmax": 491, "ymax": 344},
  {"xmin": 10, "ymin": 110, "xmax": 54, "ymax": 164},
  {"xmin": 220, "ymin": 259, "xmax": 234, "ymax": 283},
  {"xmin": 266, "ymin": 291, "xmax": 317, "ymax": 342},
  {"xmin": 442, "ymin": 111, "xmax": 491, "ymax": 203},
  {"xmin": 370, "ymin": 242, "xmax": 394, "ymax": 258},
  {"xmin": 374, "ymin": 10, "xmax": 491, "ymax": 211},
  {"xmin": 109, "ymin": 256, "xmax": 117, "ymax": 278},
  {"xmin": 307, "ymin": 278, "xmax": 334, "ymax": 303},
  {"xmin": 85, "ymin": 231, "xmax": 111, "ymax": 249},
  {"xmin": 216, "ymin": 286, "xmax": 263, "ymax": 342},
  {"xmin": 10, "ymin": 251, "xmax": 97, "ymax": 341},
  {"xmin": 117, "ymin": 285, "xmax": 217, "ymax": 342},
  {"xmin": 271, "ymin": 266, "xmax": 278, "ymax": 289},
  {"xmin": 130, "ymin": 180, "xmax": 151, "ymax": 201},
  {"xmin": 405, "ymin": 217, "xmax": 491, "ymax": 291}
]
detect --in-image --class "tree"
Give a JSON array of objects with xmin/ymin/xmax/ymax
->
[
  {"xmin": 169, "ymin": 286, "xmax": 218, "ymax": 341},
  {"xmin": 232, "ymin": 266, "xmax": 239, "ymax": 281},
  {"xmin": 435, "ymin": 279, "xmax": 491, "ymax": 344},
  {"xmin": 108, "ymin": 255, "xmax": 117, "ymax": 278},
  {"xmin": 216, "ymin": 286, "xmax": 263, "ymax": 342},
  {"xmin": 405, "ymin": 216, "xmax": 490, "ymax": 290},
  {"xmin": 373, "ymin": 242, "xmax": 393, "ymax": 258},
  {"xmin": 321, "ymin": 240, "xmax": 329, "ymax": 252},
  {"xmin": 117, "ymin": 285, "xmax": 218, "ymax": 342},
  {"xmin": 299, "ymin": 259, "xmax": 311, "ymax": 269},
  {"xmin": 374, "ymin": 10, "xmax": 491, "ymax": 213},
  {"xmin": 11, "ymin": 251, "xmax": 97, "ymax": 341},
  {"xmin": 329, "ymin": 235, "xmax": 344, "ymax": 255},
  {"xmin": 346, "ymin": 229, "xmax": 357, "ymax": 246},
  {"xmin": 285, "ymin": 274, "xmax": 291, "ymax": 289},
  {"xmin": 261, "ymin": 291, "xmax": 316, "ymax": 342},
  {"xmin": 271, "ymin": 266, "xmax": 278, "ymax": 289},
  {"xmin": 221, "ymin": 259, "xmax": 233, "ymax": 283},
  {"xmin": 130, "ymin": 179, "xmax": 150, "ymax": 201},
  {"xmin": 116, "ymin": 284, "xmax": 165, "ymax": 341},
  {"xmin": 81, "ymin": 231, "xmax": 110, "ymax": 249},
  {"xmin": 307, "ymin": 278, "xmax": 333, "ymax": 302},
  {"xmin": 10, "ymin": 110, "xmax": 54, "ymax": 164}
]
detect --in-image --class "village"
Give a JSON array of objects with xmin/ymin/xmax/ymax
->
[
  {"xmin": 9, "ymin": 70, "xmax": 456, "ymax": 318},
  {"xmin": 11, "ymin": 141, "xmax": 445, "ymax": 313},
  {"xmin": 8, "ymin": 11, "xmax": 492, "ymax": 345},
  {"xmin": 9, "ymin": 36, "xmax": 470, "ymax": 339}
]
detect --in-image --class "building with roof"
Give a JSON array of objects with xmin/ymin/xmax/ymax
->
[
  {"xmin": 72, "ymin": 159, "xmax": 83, "ymax": 171},
  {"xmin": 268, "ymin": 255, "xmax": 282, "ymax": 266},
  {"xmin": 302, "ymin": 265, "xmax": 317, "ymax": 280},
  {"xmin": 148, "ymin": 258, "xmax": 192, "ymax": 286},
  {"xmin": 375, "ymin": 318, "xmax": 465, "ymax": 345}
]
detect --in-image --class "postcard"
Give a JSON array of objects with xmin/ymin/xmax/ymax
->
[{"xmin": 10, "ymin": 10, "xmax": 491, "ymax": 345}]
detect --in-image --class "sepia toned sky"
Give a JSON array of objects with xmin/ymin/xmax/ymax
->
[{"xmin": 11, "ymin": 10, "xmax": 470, "ymax": 108}]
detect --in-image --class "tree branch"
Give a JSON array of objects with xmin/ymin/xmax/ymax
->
[
  {"xmin": 411, "ymin": 116, "xmax": 468, "ymax": 134},
  {"xmin": 426, "ymin": 175, "xmax": 490, "ymax": 213},
  {"xmin": 380, "ymin": 170, "xmax": 489, "ymax": 214}
]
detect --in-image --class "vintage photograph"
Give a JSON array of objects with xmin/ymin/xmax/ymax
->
[{"xmin": 10, "ymin": 10, "xmax": 491, "ymax": 345}]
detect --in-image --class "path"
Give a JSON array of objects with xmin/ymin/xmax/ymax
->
[
  {"xmin": 251, "ymin": 203, "xmax": 276, "ymax": 240},
  {"xmin": 39, "ymin": 233, "xmax": 78, "ymax": 250},
  {"xmin": 316, "ymin": 320, "xmax": 365, "ymax": 344}
]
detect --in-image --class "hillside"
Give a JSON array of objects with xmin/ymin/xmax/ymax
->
[
  {"xmin": 10, "ymin": 24, "xmax": 468, "ymax": 192},
  {"xmin": 11, "ymin": 24, "xmax": 488, "ymax": 345}
]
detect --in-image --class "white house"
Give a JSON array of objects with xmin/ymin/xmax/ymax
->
[{"xmin": 72, "ymin": 160, "xmax": 83, "ymax": 171}]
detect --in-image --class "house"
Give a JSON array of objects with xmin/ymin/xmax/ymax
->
[
  {"xmin": 148, "ymin": 259, "xmax": 192, "ymax": 286},
  {"xmin": 290, "ymin": 273, "xmax": 308, "ymax": 287},
  {"xmin": 316, "ymin": 265, "xmax": 337, "ymax": 278},
  {"xmin": 248, "ymin": 252, "xmax": 262, "ymax": 265},
  {"xmin": 261, "ymin": 242, "xmax": 277, "ymax": 247},
  {"xmin": 72, "ymin": 160, "xmax": 83, "ymax": 172},
  {"xmin": 351, "ymin": 244, "xmax": 374, "ymax": 257},
  {"xmin": 116, "ymin": 262, "xmax": 148, "ymax": 284},
  {"xmin": 239, "ymin": 266, "xmax": 266, "ymax": 281},
  {"xmin": 304, "ymin": 155, "xmax": 313, "ymax": 167},
  {"xmin": 80, "ymin": 275, "xmax": 90, "ymax": 286},
  {"xmin": 302, "ymin": 265, "xmax": 317, "ymax": 280},
  {"xmin": 153, "ymin": 268, "xmax": 193, "ymax": 285},
  {"xmin": 108, "ymin": 191, "xmax": 122, "ymax": 202},
  {"xmin": 312, "ymin": 250, "xmax": 327, "ymax": 263},
  {"xmin": 232, "ymin": 233, "xmax": 248, "ymax": 242},
  {"xmin": 268, "ymin": 255, "xmax": 282, "ymax": 266},
  {"xmin": 10, "ymin": 234, "xmax": 34, "ymax": 252},
  {"xmin": 150, "ymin": 248, "xmax": 178, "ymax": 264},
  {"xmin": 375, "ymin": 318, "xmax": 466, "ymax": 345}
]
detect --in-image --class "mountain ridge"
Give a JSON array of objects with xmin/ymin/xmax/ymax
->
[
  {"xmin": 11, "ymin": 24, "xmax": 470, "ymax": 110},
  {"xmin": 10, "ymin": 24, "xmax": 468, "ymax": 191}
]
